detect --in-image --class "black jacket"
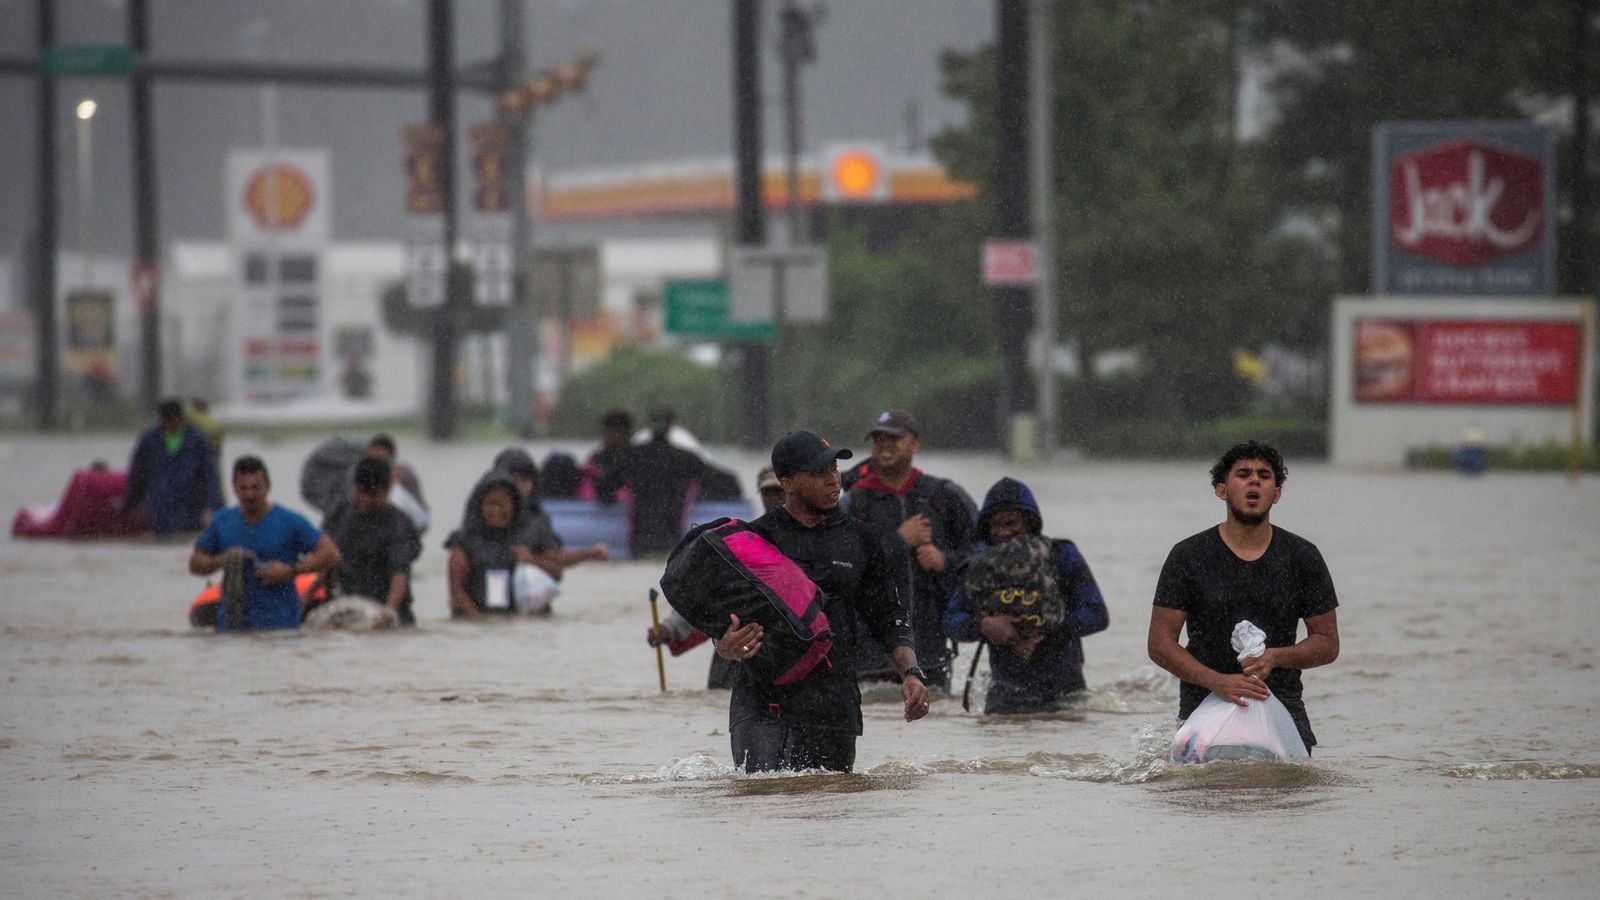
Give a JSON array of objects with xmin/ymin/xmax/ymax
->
[
  {"xmin": 728, "ymin": 506, "xmax": 913, "ymax": 734},
  {"xmin": 596, "ymin": 437, "xmax": 707, "ymax": 557},
  {"xmin": 843, "ymin": 468, "xmax": 976, "ymax": 679},
  {"xmin": 445, "ymin": 471, "xmax": 523, "ymax": 613}
]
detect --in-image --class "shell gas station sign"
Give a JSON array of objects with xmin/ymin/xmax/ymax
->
[
  {"xmin": 823, "ymin": 144, "xmax": 888, "ymax": 203},
  {"xmin": 226, "ymin": 149, "xmax": 331, "ymax": 404}
]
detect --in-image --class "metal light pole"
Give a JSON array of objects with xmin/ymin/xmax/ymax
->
[
  {"xmin": 129, "ymin": 0, "xmax": 160, "ymax": 410},
  {"xmin": 775, "ymin": 0, "xmax": 819, "ymax": 427},
  {"xmin": 426, "ymin": 0, "xmax": 462, "ymax": 441},
  {"xmin": 994, "ymin": 0, "xmax": 1032, "ymax": 456},
  {"xmin": 35, "ymin": 0, "xmax": 60, "ymax": 429},
  {"xmin": 499, "ymin": 0, "xmax": 538, "ymax": 437},
  {"xmin": 75, "ymin": 98, "xmax": 96, "ymax": 288},
  {"xmin": 497, "ymin": 40, "xmax": 597, "ymax": 437},
  {"xmin": 1030, "ymin": 0, "xmax": 1057, "ymax": 458},
  {"xmin": 777, "ymin": 0, "xmax": 819, "ymax": 248}
]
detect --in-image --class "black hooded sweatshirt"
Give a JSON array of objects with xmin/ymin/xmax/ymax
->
[
  {"xmin": 445, "ymin": 472, "xmax": 524, "ymax": 613},
  {"xmin": 478, "ymin": 448, "xmax": 564, "ymax": 555}
]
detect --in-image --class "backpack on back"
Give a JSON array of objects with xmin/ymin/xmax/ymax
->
[{"xmin": 658, "ymin": 518, "xmax": 833, "ymax": 686}]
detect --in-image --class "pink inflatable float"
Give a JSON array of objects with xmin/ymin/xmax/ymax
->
[{"xmin": 12, "ymin": 469, "xmax": 149, "ymax": 539}]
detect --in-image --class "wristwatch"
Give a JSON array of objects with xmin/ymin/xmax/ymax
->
[{"xmin": 900, "ymin": 666, "xmax": 928, "ymax": 684}]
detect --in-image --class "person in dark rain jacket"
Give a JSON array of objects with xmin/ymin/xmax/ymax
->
[
  {"xmin": 596, "ymin": 412, "xmax": 707, "ymax": 557},
  {"xmin": 125, "ymin": 397, "xmax": 222, "ymax": 534},
  {"xmin": 947, "ymin": 477, "xmax": 1110, "ymax": 715}
]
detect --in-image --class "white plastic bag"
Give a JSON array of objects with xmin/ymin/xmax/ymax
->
[
  {"xmin": 1170, "ymin": 618, "xmax": 1310, "ymax": 763},
  {"xmin": 1170, "ymin": 692, "xmax": 1309, "ymax": 763},
  {"xmin": 513, "ymin": 563, "xmax": 560, "ymax": 614},
  {"xmin": 304, "ymin": 596, "xmax": 397, "ymax": 631}
]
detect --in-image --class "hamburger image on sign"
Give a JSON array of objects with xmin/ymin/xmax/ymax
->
[{"xmin": 1356, "ymin": 320, "xmax": 1416, "ymax": 402}]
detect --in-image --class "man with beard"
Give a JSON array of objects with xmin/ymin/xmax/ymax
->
[
  {"xmin": 842, "ymin": 410, "xmax": 975, "ymax": 692},
  {"xmin": 712, "ymin": 430, "xmax": 930, "ymax": 772},
  {"xmin": 1147, "ymin": 440, "xmax": 1341, "ymax": 753}
]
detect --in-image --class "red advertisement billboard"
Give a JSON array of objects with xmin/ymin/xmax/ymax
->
[{"xmin": 1355, "ymin": 318, "xmax": 1580, "ymax": 404}]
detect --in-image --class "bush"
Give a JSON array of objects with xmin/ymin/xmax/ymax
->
[
  {"xmin": 547, "ymin": 347, "xmax": 737, "ymax": 443},
  {"xmin": 1406, "ymin": 441, "xmax": 1599, "ymax": 473},
  {"xmin": 1068, "ymin": 414, "xmax": 1327, "ymax": 460}
]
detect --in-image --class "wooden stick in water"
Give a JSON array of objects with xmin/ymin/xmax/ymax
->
[{"xmin": 648, "ymin": 588, "xmax": 667, "ymax": 693}]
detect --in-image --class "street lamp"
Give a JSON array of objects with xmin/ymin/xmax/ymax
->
[
  {"xmin": 497, "ymin": 49, "xmax": 599, "ymax": 436},
  {"xmin": 75, "ymin": 98, "xmax": 96, "ymax": 288}
]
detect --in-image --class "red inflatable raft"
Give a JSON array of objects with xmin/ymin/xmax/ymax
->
[{"xmin": 12, "ymin": 469, "xmax": 149, "ymax": 539}]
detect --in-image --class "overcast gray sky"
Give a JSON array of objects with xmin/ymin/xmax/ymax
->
[{"xmin": 0, "ymin": 0, "xmax": 990, "ymax": 257}]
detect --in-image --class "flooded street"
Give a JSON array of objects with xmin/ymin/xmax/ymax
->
[{"xmin": 3, "ymin": 434, "xmax": 1598, "ymax": 897}]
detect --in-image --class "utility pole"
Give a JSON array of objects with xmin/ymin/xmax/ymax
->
[
  {"xmin": 129, "ymin": 0, "xmax": 160, "ymax": 411},
  {"xmin": 776, "ymin": 0, "xmax": 820, "ymax": 427},
  {"xmin": 994, "ymin": 0, "xmax": 1032, "ymax": 455},
  {"xmin": 778, "ymin": 0, "xmax": 819, "ymax": 247},
  {"xmin": 1030, "ymin": 0, "xmax": 1056, "ymax": 458},
  {"xmin": 733, "ymin": 0, "xmax": 768, "ymax": 448},
  {"xmin": 426, "ymin": 0, "xmax": 462, "ymax": 441},
  {"xmin": 33, "ymin": 0, "xmax": 59, "ymax": 429},
  {"xmin": 495, "ymin": 19, "xmax": 596, "ymax": 440},
  {"xmin": 499, "ymin": 0, "xmax": 537, "ymax": 437}
]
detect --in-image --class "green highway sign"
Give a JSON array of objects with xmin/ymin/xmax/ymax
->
[
  {"xmin": 43, "ymin": 45, "xmax": 134, "ymax": 77},
  {"xmin": 663, "ymin": 279, "xmax": 775, "ymax": 342}
]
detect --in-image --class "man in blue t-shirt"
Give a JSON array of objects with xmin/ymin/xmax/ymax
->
[{"xmin": 190, "ymin": 455, "xmax": 341, "ymax": 632}]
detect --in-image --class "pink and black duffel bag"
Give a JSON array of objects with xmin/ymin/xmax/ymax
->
[{"xmin": 659, "ymin": 518, "xmax": 833, "ymax": 685}]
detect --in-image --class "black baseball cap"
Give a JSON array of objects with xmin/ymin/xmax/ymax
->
[
  {"xmin": 771, "ymin": 430, "xmax": 853, "ymax": 479},
  {"xmin": 867, "ymin": 409, "xmax": 920, "ymax": 437}
]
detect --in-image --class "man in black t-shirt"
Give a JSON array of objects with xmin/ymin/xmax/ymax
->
[
  {"xmin": 1147, "ymin": 440, "xmax": 1340, "ymax": 750},
  {"xmin": 321, "ymin": 457, "xmax": 419, "ymax": 625}
]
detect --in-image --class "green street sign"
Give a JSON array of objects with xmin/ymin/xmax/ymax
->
[
  {"xmin": 43, "ymin": 45, "xmax": 134, "ymax": 77},
  {"xmin": 663, "ymin": 279, "xmax": 775, "ymax": 342}
]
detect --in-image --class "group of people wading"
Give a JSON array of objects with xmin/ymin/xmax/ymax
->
[
  {"xmin": 655, "ymin": 414, "xmax": 1339, "ymax": 774},
  {"xmin": 160, "ymin": 400, "xmax": 1339, "ymax": 776}
]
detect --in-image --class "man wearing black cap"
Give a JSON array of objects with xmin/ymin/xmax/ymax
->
[
  {"xmin": 842, "ymin": 409, "xmax": 976, "ymax": 692},
  {"xmin": 712, "ymin": 430, "xmax": 931, "ymax": 772}
]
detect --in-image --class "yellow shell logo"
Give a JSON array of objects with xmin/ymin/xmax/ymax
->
[
  {"xmin": 830, "ymin": 150, "xmax": 882, "ymax": 200},
  {"xmin": 244, "ymin": 164, "xmax": 316, "ymax": 230}
]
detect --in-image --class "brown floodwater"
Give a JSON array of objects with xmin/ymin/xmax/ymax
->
[{"xmin": 2, "ymin": 435, "xmax": 1597, "ymax": 897}]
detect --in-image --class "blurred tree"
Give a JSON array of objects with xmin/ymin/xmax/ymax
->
[
  {"xmin": 933, "ymin": 0, "xmax": 1331, "ymax": 426},
  {"xmin": 1248, "ymin": 0, "xmax": 1580, "ymax": 293},
  {"xmin": 787, "ymin": 211, "xmax": 1002, "ymax": 448},
  {"xmin": 547, "ymin": 346, "xmax": 737, "ymax": 444}
]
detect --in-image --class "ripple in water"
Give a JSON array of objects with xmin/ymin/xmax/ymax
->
[
  {"xmin": 1440, "ymin": 761, "xmax": 1600, "ymax": 780},
  {"xmin": 601, "ymin": 754, "xmax": 915, "ymax": 796},
  {"xmin": 601, "ymin": 723, "xmax": 1355, "ymax": 804}
]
